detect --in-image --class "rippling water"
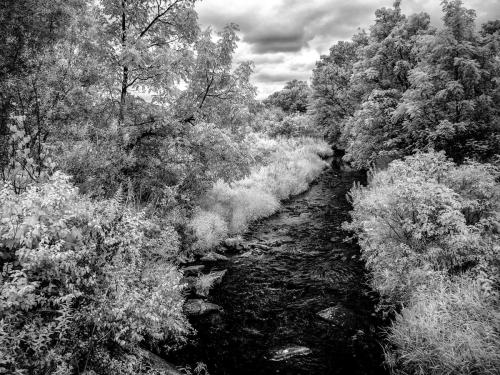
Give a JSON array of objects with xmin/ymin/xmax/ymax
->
[{"xmin": 170, "ymin": 165, "xmax": 388, "ymax": 375}]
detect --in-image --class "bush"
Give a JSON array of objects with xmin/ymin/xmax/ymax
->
[
  {"xmin": 190, "ymin": 136, "xmax": 331, "ymax": 250},
  {"xmin": 344, "ymin": 151, "xmax": 500, "ymax": 311},
  {"xmin": 345, "ymin": 151, "xmax": 500, "ymax": 374},
  {"xmin": 0, "ymin": 173, "xmax": 190, "ymax": 374},
  {"xmin": 189, "ymin": 210, "xmax": 229, "ymax": 250},
  {"xmin": 386, "ymin": 275, "xmax": 500, "ymax": 375}
]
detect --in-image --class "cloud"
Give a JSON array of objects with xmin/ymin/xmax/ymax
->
[
  {"xmin": 244, "ymin": 27, "xmax": 307, "ymax": 53},
  {"xmin": 249, "ymin": 54, "xmax": 286, "ymax": 64},
  {"xmin": 197, "ymin": 0, "xmax": 500, "ymax": 98}
]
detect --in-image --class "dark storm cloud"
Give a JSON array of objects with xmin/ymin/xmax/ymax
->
[
  {"xmin": 242, "ymin": 1, "xmax": 374, "ymax": 54},
  {"xmin": 244, "ymin": 28, "xmax": 307, "ymax": 53},
  {"xmin": 198, "ymin": 0, "xmax": 377, "ymax": 55}
]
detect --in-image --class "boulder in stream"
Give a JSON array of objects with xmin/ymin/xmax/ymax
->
[
  {"xmin": 268, "ymin": 346, "xmax": 312, "ymax": 361},
  {"xmin": 222, "ymin": 237, "xmax": 244, "ymax": 252},
  {"xmin": 180, "ymin": 276, "xmax": 197, "ymax": 293},
  {"xmin": 239, "ymin": 250, "xmax": 254, "ymax": 258},
  {"xmin": 184, "ymin": 299, "xmax": 223, "ymax": 316},
  {"xmin": 249, "ymin": 243, "xmax": 271, "ymax": 250}
]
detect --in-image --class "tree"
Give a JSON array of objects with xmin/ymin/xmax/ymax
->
[
  {"xmin": 341, "ymin": 3, "xmax": 433, "ymax": 167},
  {"xmin": 0, "ymin": 0, "xmax": 91, "ymax": 188},
  {"xmin": 394, "ymin": 0, "xmax": 500, "ymax": 162},
  {"xmin": 175, "ymin": 24, "xmax": 257, "ymax": 130},
  {"xmin": 263, "ymin": 80, "xmax": 311, "ymax": 114},
  {"xmin": 98, "ymin": 0, "xmax": 199, "ymax": 129},
  {"xmin": 311, "ymin": 36, "xmax": 366, "ymax": 145},
  {"xmin": 337, "ymin": 0, "xmax": 500, "ymax": 168}
]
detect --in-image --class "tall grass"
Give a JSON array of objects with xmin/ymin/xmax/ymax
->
[
  {"xmin": 386, "ymin": 275, "xmax": 500, "ymax": 375},
  {"xmin": 189, "ymin": 135, "xmax": 332, "ymax": 250}
]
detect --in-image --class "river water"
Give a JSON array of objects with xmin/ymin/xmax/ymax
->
[{"xmin": 171, "ymin": 164, "xmax": 388, "ymax": 375}]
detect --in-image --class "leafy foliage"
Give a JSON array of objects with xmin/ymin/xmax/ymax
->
[
  {"xmin": 263, "ymin": 80, "xmax": 311, "ymax": 114},
  {"xmin": 311, "ymin": 37, "xmax": 367, "ymax": 145},
  {"xmin": 313, "ymin": 0, "xmax": 500, "ymax": 168},
  {"xmin": 344, "ymin": 152, "xmax": 500, "ymax": 311},
  {"xmin": 344, "ymin": 151, "xmax": 500, "ymax": 374},
  {"xmin": 176, "ymin": 24, "xmax": 257, "ymax": 130},
  {"xmin": 0, "ymin": 173, "xmax": 190, "ymax": 374}
]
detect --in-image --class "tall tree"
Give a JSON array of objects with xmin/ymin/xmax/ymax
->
[
  {"xmin": 99, "ymin": 0, "xmax": 199, "ymax": 129},
  {"xmin": 340, "ymin": 3, "xmax": 433, "ymax": 168},
  {"xmin": 176, "ymin": 24, "xmax": 256, "ymax": 130},
  {"xmin": 311, "ymin": 35, "xmax": 367, "ymax": 145},
  {"xmin": 0, "ymin": 0, "xmax": 90, "ymax": 188},
  {"xmin": 394, "ymin": 0, "xmax": 500, "ymax": 162}
]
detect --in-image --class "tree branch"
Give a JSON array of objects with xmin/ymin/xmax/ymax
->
[
  {"xmin": 138, "ymin": 0, "xmax": 182, "ymax": 39},
  {"xmin": 199, "ymin": 75, "xmax": 214, "ymax": 109}
]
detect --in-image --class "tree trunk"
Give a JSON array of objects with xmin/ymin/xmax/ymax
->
[
  {"xmin": 119, "ymin": 65, "xmax": 128, "ymax": 125},
  {"xmin": 119, "ymin": 0, "xmax": 127, "ymax": 127}
]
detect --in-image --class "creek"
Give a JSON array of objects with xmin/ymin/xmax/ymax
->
[{"xmin": 170, "ymin": 163, "xmax": 388, "ymax": 375}]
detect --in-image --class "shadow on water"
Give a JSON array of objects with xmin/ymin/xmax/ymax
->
[{"xmin": 169, "ymin": 164, "xmax": 388, "ymax": 375}]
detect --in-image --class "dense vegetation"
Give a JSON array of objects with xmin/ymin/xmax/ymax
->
[
  {"xmin": 1, "ymin": 0, "xmax": 499, "ymax": 374},
  {"xmin": 312, "ymin": 0, "xmax": 500, "ymax": 167},
  {"xmin": 0, "ymin": 0, "xmax": 327, "ymax": 373},
  {"xmin": 311, "ymin": 0, "xmax": 500, "ymax": 373}
]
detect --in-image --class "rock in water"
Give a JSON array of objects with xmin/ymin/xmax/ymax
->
[
  {"xmin": 330, "ymin": 235, "xmax": 342, "ymax": 242},
  {"xmin": 317, "ymin": 306, "xmax": 348, "ymax": 324},
  {"xmin": 239, "ymin": 250, "xmax": 254, "ymax": 258},
  {"xmin": 210, "ymin": 270, "xmax": 227, "ymax": 285},
  {"xmin": 200, "ymin": 252, "xmax": 229, "ymax": 262},
  {"xmin": 182, "ymin": 265, "xmax": 205, "ymax": 276},
  {"xmin": 268, "ymin": 346, "xmax": 312, "ymax": 361},
  {"xmin": 184, "ymin": 299, "xmax": 223, "ymax": 316},
  {"xmin": 179, "ymin": 276, "xmax": 197, "ymax": 293}
]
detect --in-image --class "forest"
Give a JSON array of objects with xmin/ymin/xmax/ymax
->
[{"xmin": 0, "ymin": 0, "xmax": 499, "ymax": 374}]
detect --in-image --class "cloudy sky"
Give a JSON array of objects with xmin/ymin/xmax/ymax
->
[{"xmin": 196, "ymin": 0, "xmax": 500, "ymax": 98}]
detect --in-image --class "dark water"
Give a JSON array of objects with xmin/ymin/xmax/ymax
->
[{"xmin": 170, "ymin": 165, "xmax": 388, "ymax": 375}]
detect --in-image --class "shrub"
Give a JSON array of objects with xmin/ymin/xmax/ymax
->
[
  {"xmin": 386, "ymin": 275, "xmax": 500, "ymax": 375},
  {"xmin": 344, "ymin": 152, "xmax": 499, "ymax": 311},
  {"xmin": 189, "ymin": 210, "xmax": 228, "ymax": 250},
  {"xmin": 55, "ymin": 138, "xmax": 129, "ymax": 199},
  {"xmin": 345, "ymin": 151, "xmax": 500, "ymax": 374},
  {"xmin": 0, "ymin": 172, "xmax": 190, "ymax": 374}
]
